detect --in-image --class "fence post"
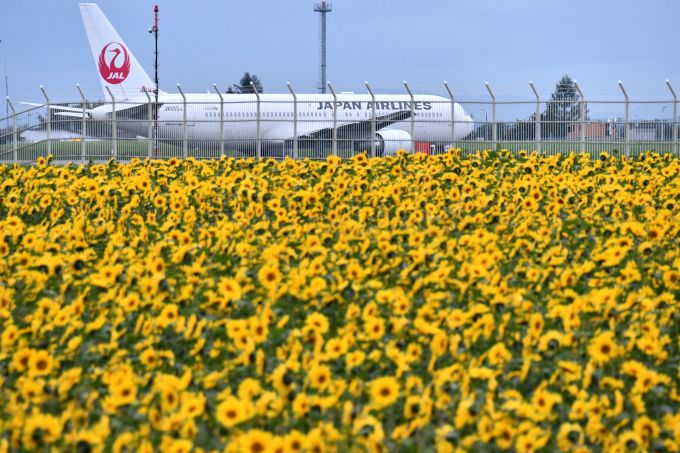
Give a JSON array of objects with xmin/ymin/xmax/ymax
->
[
  {"xmin": 365, "ymin": 82, "xmax": 377, "ymax": 158},
  {"xmin": 444, "ymin": 81, "xmax": 455, "ymax": 152},
  {"xmin": 404, "ymin": 81, "xmax": 416, "ymax": 153},
  {"xmin": 76, "ymin": 84, "xmax": 88, "ymax": 164},
  {"xmin": 251, "ymin": 82, "xmax": 261, "ymax": 159},
  {"xmin": 529, "ymin": 81, "xmax": 541, "ymax": 155},
  {"xmin": 105, "ymin": 86, "xmax": 117, "ymax": 160},
  {"xmin": 177, "ymin": 84, "xmax": 188, "ymax": 158},
  {"xmin": 144, "ymin": 90, "xmax": 153, "ymax": 158},
  {"xmin": 6, "ymin": 97, "xmax": 17, "ymax": 163},
  {"xmin": 619, "ymin": 81, "xmax": 630, "ymax": 158},
  {"xmin": 213, "ymin": 84, "xmax": 225, "ymax": 157},
  {"xmin": 485, "ymin": 82, "xmax": 497, "ymax": 151},
  {"xmin": 667, "ymin": 80, "xmax": 678, "ymax": 156},
  {"xmin": 287, "ymin": 82, "xmax": 298, "ymax": 159},
  {"xmin": 40, "ymin": 86, "xmax": 51, "ymax": 157},
  {"xmin": 327, "ymin": 81, "xmax": 338, "ymax": 156},
  {"xmin": 574, "ymin": 81, "xmax": 586, "ymax": 154}
]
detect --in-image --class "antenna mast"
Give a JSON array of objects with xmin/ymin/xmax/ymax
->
[
  {"xmin": 313, "ymin": 1, "xmax": 332, "ymax": 94},
  {"xmin": 149, "ymin": 4, "xmax": 160, "ymax": 155}
]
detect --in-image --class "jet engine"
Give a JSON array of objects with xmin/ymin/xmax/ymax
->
[
  {"xmin": 375, "ymin": 130, "xmax": 412, "ymax": 156},
  {"xmin": 354, "ymin": 130, "xmax": 412, "ymax": 156}
]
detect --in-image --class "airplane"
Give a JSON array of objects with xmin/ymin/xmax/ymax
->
[{"xmin": 37, "ymin": 3, "xmax": 475, "ymax": 157}]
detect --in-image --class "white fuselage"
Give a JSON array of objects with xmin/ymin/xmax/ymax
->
[{"xmin": 91, "ymin": 93, "xmax": 474, "ymax": 149}]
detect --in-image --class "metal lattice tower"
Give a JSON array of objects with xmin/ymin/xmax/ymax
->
[{"xmin": 313, "ymin": 1, "xmax": 332, "ymax": 94}]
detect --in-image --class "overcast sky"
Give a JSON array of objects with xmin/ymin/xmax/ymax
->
[{"xmin": 2, "ymin": 0, "xmax": 679, "ymax": 119}]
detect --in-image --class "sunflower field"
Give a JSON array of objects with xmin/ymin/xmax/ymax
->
[{"xmin": 0, "ymin": 150, "xmax": 679, "ymax": 453}]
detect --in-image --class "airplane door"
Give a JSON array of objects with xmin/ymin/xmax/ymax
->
[{"xmin": 185, "ymin": 104, "xmax": 196, "ymax": 127}]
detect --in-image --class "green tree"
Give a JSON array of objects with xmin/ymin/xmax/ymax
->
[
  {"xmin": 230, "ymin": 72, "xmax": 264, "ymax": 94},
  {"xmin": 541, "ymin": 75, "xmax": 587, "ymax": 139}
]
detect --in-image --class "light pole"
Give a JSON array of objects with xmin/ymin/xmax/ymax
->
[
  {"xmin": 148, "ymin": 5, "xmax": 160, "ymax": 155},
  {"xmin": 661, "ymin": 106, "xmax": 668, "ymax": 141},
  {"xmin": 0, "ymin": 39, "xmax": 8, "ymax": 128},
  {"xmin": 480, "ymin": 108, "xmax": 488, "ymax": 140}
]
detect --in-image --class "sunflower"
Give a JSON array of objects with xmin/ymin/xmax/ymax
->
[
  {"xmin": 345, "ymin": 350, "xmax": 365, "ymax": 371},
  {"xmin": 352, "ymin": 415, "xmax": 385, "ymax": 442},
  {"xmin": 163, "ymin": 439, "xmax": 191, "ymax": 453},
  {"xmin": 531, "ymin": 386, "xmax": 562, "ymax": 420},
  {"xmin": 430, "ymin": 332, "xmax": 448, "ymax": 357},
  {"xmin": 156, "ymin": 305, "xmax": 180, "ymax": 328},
  {"xmin": 27, "ymin": 350, "xmax": 53, "ymax": 377},
  {"xmin": 515, "ymin": 434, "xmax": 538, "ymax": 453},
  {"xmin": 588, "ymin": 331, "xmax": 620, "ymax": 365},
  {"xmin": 284, "ymin": 430, "xmax": 308, "ymax": 452},
  {"xmin": 238, "ymin": 430, "xmax": 274, "ymax": 453},
  {"xmin": 153, "ymin": 194, "xmax": 167, "ymax": 209},
  {"xmin": 346, "ymin": 262, "xmax": 365, "ymax": 281},
  {"xmin": 364, "ymin": 317, "xmax": 385, "ymax": 341},
  {"xmin": 537, "ymin": 330, "xmax": 565, "ymax": 353},
  {"xmin": 637, "ymin": 241, "xmax": 654, "ymax": 256},
  {"xmin": 258, "ymin": 263, "xmax": 281, "ymax": 291},
  {"xmin": 237, "ymin": 378, "xmax": 262, "ymax": 401},
  {"xmin": 617, "ymin": 430, "xmax": 643, "ymax": 452},
  {"xmin": 120, "ymin": 293, "xmax": 141, "ymax": 312},
  {"xmin": 662, "ymin": 269, "xmax": 679, "ymax": 289},
  {"xmin": 633, "ymin": 416, "xmax": 660, "ymax": 446},
  {"xmin": 1, "ymin": 324, "xmax": 19, "ymax": 349},
  {"xmin": 139, "ymin": 349, "xmax": 158, "ymax": 368},
  {"xmin": 109, "ymin": 381, "xmax": 137, "ymax": 407},
  {"xmin": 308, "ymin": 364, "xmax": 332, "ymax": 390},
  {"xmin": 179, "ymin": 393, "xmax": 206, "ymax": 420},
  {"xmin": 291, "ymin": 393, "xmax": 310, "ymax": 418},
  {"xmin": 493, "ymin": 421, "xmax": 515, "ymax": 450},
  {"xmin": 218, "ymin": 277, "xmax": 243, "ymax": 303},
  {"xmin": 249, "ymin": 318, "xmax": 269, "ymax": 344},
  {"xmin": 112, "ymin": 433, "xmax": 136, "ymax": 453},
  {"xmin": 324, "ymin": 337, "xmax": 348, "ymax": 360},
  {"xmin": 476, "ymin": 415, "xmax": 494, "ymax": 443},
  {"xmin": 216, "ymin": 396, "xmax": 250, "ymax": 428},
  {"xmin": 72, "ymin": 431, "xmax": 105, "ymax": 453},
  {"xmin": 403, "ymin": 395, "xmax": 423, "ymax": 419},
  {"xmin": 556, "ymin": 423, "xmax": 584, "ymax": 451},
  {"xmin": 160, "ymin": 387, "xmax": 180, "ymax": 412},
  {"xmin": 11, "ymin": 348, "xmax": 33, "ymax": 372},
  {"xmin": 22, "ymin": 412, "xmax": 62, "ymax": 450},
  {"xmin": 454, "ymin": 396, "xmax": 476, "ymax": 430},
  {"xmin": 527, "ymin": 313, "xmax": 544, "ymax": 338},
  {"xmin": 304, "ymin": 312, "xmax": 329, "ymax": 334},
  {"xmin": 20, "ymin": 379, "xmax": 46, "ymax": 404},
  {"xmin": 368, "ymin": 376, "xmax": 400, "ymax": 409}
]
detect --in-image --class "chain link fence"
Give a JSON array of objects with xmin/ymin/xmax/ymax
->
[{"xmin": 1, "ymin": 80, "xmax": 678, "ymax": 164}]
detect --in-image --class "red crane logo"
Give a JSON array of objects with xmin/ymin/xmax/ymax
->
[{"xmin": 98, "ymin": 42, "xmax": 131, "ymax": 84}]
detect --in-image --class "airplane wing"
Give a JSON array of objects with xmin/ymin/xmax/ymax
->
[
  {"xmin": 19, "ymin": 102, "xmax": 159, "ymax": 120},
  {"xmin": 297, "ymin": 110, "xmax": 413, "ymax": 140},
  {"xmin": 104, "ymin": 103, "xmax": 161, "ymax": 120},
  {"xmin": 55, "ymin": 112, "xmax": 90, "ymax": 118},
  {"xmin": 20, "ymin": 102, "xmax": 90, "ymax": 114}
]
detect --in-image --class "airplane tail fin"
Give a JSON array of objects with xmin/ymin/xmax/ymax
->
[{"xmin": 79, "ymin": 3, "xmax": 156, "ymax": 101}]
